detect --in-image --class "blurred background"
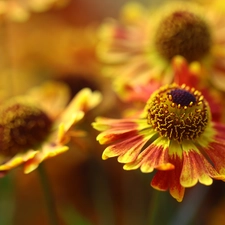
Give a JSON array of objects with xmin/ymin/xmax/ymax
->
[{"xmin": 1, "ymin": 0, "xmax": 225, "ymax": 225}]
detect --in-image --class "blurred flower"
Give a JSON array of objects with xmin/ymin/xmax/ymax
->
[
  {"xmin": 0, "ymin": 81, "xmax": 102, "ymax": 175},
  {"xmin": 93, "ymin": 82, "xmax": 225, "ymax": 202},
  {"xmin": 0, "ymin": 0, "xmax": 70, "ymax": 22},
  {"xmin": 203, "ymin": 2, "xmax": 225, "ymax": 92},
  {"xmin": 97, "ymin": 1, "xmax": 225, "ymax": 98}
]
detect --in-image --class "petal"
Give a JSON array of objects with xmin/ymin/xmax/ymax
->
[
  {"xmin": 57, "ymin": 111, "xmax": 84, "ymax": 136},
  {"xmin": 124, "ymin": 137, "xmax": 174, "ymax": 172},
  {"xmin": 23, "ymin": 144, "xmax": 68, "ymax": 174},
  {"xmin": 204, "ymin": 141, "xmax": 225, "ymax": 177},
  {"xmin": 151, "ymin": 151, "xmax": 185, "ymax": 202},
  {"xmin": 122, "ymin": 81, "xmax": 161, "ymax": 103},
  {"xmin": 49, "ymin": 113, "xmax": 85, "ymax": 147},
  {"xmin": 151, "ymin": 159, "xmax": 185, "ymax": 202},
  {"xmin": 66, "ymin": 88, "xmax": 102, "ymax": 112},
  {"xmin": 0, "ymin": 150, "xmax": 38, "ymax": 171},
  {"xmin": 102, "ymin": 134, "xmax": 147, "ymax": 162},
  {"xmin": 97, "ymin": 129, "xmax": 139, "ymax": 145},
  {"xmin": 57, "ymin": 88, "xmax": 102, "ymax": 128},
  {"xmin": 151, "ymin": 170, "xmax": 170, "ymax": 191},
  {"xmin": 180, "ymin": 148, "xmax": 221, "ymax": 188},
  {"xmin": 93, "ymin": 117, "xmax": 151, "ymax": 145},
  {"xmin": 213, "ymin": 122, "xmax": 225, "ymax": 138},
  {"xmin": 172, "ymin": 55, "xmax": 201, "ymax": 87},
  {"xmin": 92, "ymin": 117, "xmax": 139, "ymax": 131}
]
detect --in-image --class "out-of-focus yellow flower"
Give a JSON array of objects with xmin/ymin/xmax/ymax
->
[
  {"xmin": 97, "ymin": 1, "xmax": 225, "ymax": 98},
  {"xmin": 0, "ymin": 0, "xmax": 70, "ymax": 22},
  {"xmin": 0, "ymin": 81, "xmax": 102, "ymax": 175}
]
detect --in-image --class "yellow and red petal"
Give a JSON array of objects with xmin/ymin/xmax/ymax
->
[
  {"xmin": 93, "ymin": 117, "xmax": 140, "ymax": 131},
  {"xmin": 121, "ymin": 81, "xmax": 162, "ymax": 103},
  {"xmin": 0, "ymin": 150, "xmax": 38, "ymax": 171},
  {"xmin": 204, "ymin": 141, "xmax": 225, "ymax": 177},
  {"xmin": 58, "ymin": 88, "xmax": 102, "ymax": 126},
  {"xmin": 23, "ymin": 144, "xmax": 68, "ymax": 174},
  {"xmin": 151, "ymin": 154, "xmax": 185, "ymax": 202},
  {"xmin": 102, "ymin": 134, "xmax": 148, "ymax": 162},
  {"xmin": 71, "ymin": 88, "xmax": 102, "ymax": 112},
  {"xmin": 180, "ymin": 148, "xmax": 222, "ymax": 187},
  {"xmin": 93, "ymin": 117, "xmax": 142, "ymax": 144},
  {"xmin": 124, "ymin": 137, "xmax": 174, "ymax": 172},
  {"xmin": 201, "ymin": 123, "xmax": 225, "ymax": 177},
  {"xmin": 173, "ymin": 55, "xmax": 202, "ymax": 87},
  {"xmin": 97, "ymin": 128, "xmax": 140, "ymax": 145},
  {"xmin": 57, "ymin": 111, "xmax": 85, "ymax": 137}
]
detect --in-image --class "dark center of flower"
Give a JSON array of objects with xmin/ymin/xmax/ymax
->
[
  {"xmin": 169, "ymin": 89, "xmax": 196, "ymax": 106},
  {"xmin": 146, "ymin": 84, "xmax": 210, "ymax": 142},
  {"xmin": 154, "ymin": 10, "xmax": 212, "ymax": 62},
  {"xmin": 0, "ymin": 99, "xmax": 52, "ymax": 157}
]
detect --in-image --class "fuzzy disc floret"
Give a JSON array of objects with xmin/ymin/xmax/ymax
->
[
  {"xmin": 0, "ymin": 99, "xmax": 52, "ymax": 157},
  {"xmin": 154, "ymin": 10, "xmax": 212, "ymax": 62},
  {"xmin": 145, "ymin": 84, "xmax": 210, "ymax": 142}
]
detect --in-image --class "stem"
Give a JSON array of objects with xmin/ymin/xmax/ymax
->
[
  {"xmin": 38, "ymin": 163, "xmax": 59, "ymax": 225},
  {"xmin": 148, "ymin": 190, "xmax": 161, "ymax": 225}
]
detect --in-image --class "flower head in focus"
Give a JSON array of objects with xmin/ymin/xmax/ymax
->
[
  {"xmin": 97, "ymin": 1, "xmax": 225, "ymax": 99},
  {"xmin": 0, "ymin": 81, "xmax": 102, "ymax": 175},
  {"xmin": 93, "ymin": 82, "xmax": 225, "ymax": 202}
]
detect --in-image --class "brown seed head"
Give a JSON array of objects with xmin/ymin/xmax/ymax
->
[
  {"xmin": 154, "ymin": 10, "xmax": 212, "ymax": 62},
  {"xmin": 0, "ymin": 99, "xmax": 52, "ymax": 157}
]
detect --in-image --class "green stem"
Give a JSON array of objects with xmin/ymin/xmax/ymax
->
[
  {"xmin": 148, "ymin": 190, "xmax": 161, "ymax": 225},
  {"xmin": 38, "ymin": 163, "xmax": 59, "ymax": 225}
]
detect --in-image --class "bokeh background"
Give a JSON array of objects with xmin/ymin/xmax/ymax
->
[{"xmin": 1, "ymin": 0, "xmax": 225, "ymax": 225}]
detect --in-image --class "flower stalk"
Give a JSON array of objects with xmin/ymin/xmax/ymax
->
[{"xmin": 38, "ymin": 162, "xmax": 59, "ymax": 225}]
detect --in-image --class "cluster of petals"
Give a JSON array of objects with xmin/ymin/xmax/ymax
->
[
  {"xmin": 97, "ymin": 1, "xmax": 225, "ymax": 101},
  {"xmin": 0, "ymin": 81, "xmax": 102, "ymax": 175},
  {"xmin": 93, "ymin": 59, "xmax": 225, "ymax": 202}
]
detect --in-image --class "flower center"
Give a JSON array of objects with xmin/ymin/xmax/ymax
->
[
  {"xmin": 0, "ymin": 99, "xmax": 52, "ymax": 157},
  {"xmin": 154, "ymin": 10, "xmax": 212, "ymax": 62},
  {"xmin": 170, "ymin": 89, "xmax": 196, "ymax": 106},
  {"xmin": 145, "ymin": 84, "xmax": 210, "ymax": 142}
]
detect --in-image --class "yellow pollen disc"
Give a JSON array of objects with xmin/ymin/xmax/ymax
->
[{"xmin": 145, "ymin": 83, "xmax": 210, "ymax": 142}]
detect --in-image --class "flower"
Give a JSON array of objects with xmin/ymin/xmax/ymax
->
[
  {"xmin": 93, "ymin": 82, "xmax": 225, "ymax": 202},
  {"xmin": 0, "ymin": 81, "xmax": 102, "ymax": 175},
  {"xmin": 97, "ymin": 1, "xmax": 225, "ymax": 98},
  {"xmin": 0, "ymin": 0, "xmax": 70, "ymax": 22}
]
